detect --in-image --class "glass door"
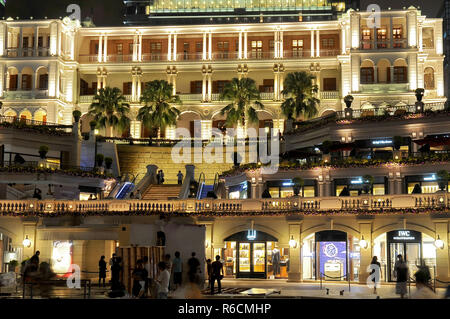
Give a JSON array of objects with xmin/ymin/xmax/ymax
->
[
  {"xmin": 406, "ymin": 243, "xmax": 421, "ymax": 277},
  {"xmin": 252, "ymin": 243, "xmax": 266, "ymax": 274},
  {"xmin": 389, "ymin": 243, "xmax": 405, "ymax": 281},
  {"xmin": 238, "ymin": 243, "xmax": 250, "ymax": 273}
]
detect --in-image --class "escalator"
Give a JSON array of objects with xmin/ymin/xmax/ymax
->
[
  {"xmin": 107, "ymin": 173, "xmax": 139, "ymax": 199},
  {"xmin": 196, "ymin": 172, "xmax": 219, "ymax": 199}
]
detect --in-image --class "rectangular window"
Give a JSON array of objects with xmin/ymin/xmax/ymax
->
[
  {"xmin": 129, "ymin": 43, "xmax": 134, "ymax": 55},
  {"xmin": 21, "ymin": 74, "xmax": 32, "ymax": 90},
  {"xmin": 321, "ymin": 38, "xmax": 335, "ymax": 49},
  {"xmin": 39, "ymin": 74, "xmax": 48, "ymax": 90},
  {"xmin": 123, "ymin": 82, "xmax": 132, "ymax": 95},
  {"xmin": 362, "ymin": 29, "xmax": 372, "ymax": 49},
  {"xmin": 190, "ymin": 81, "xmax": 202, "ymax": 94},
  {"xmin": 217, "ymin": 41, "xmax": 229, "ymax": 59},
  {"xmin": 150, "ymin": 42, "xmax": 162, "ymax": 60},
  {"xmin": 393, "ymin": 27, "xmax": 403, "ymax": 48},
  {"xmin": 394, "ymin": 66, "xmax": 407, "ymax": 83},
  {"xmin": 360, "ymin": 68, "xmax": 374, "ymax": 84},
  {"xmin": 116, "ymin": 43, "xmax": 123, "ymax": 55},
  {"xmin": 251, "ymin": 40, "xmax": 263, "ymax": 59},
  {"xmin": 183, "ymin": 42, "xmax": 190, "ymax": 60},
  {"xmin": 377, "ymin": 28, "xmax": 387, "ymax": 48},
  {"xmin": 292, "ymin": 39, "xmax": 304, "ymax": 57},
  {"xmin": 322, "ymin": 78, "xmax": 337, "ymax": 91},
  {"xmin": 372, "ymin": 184, "xmax": 385, "ymax": 195},
  {"xmin": 9, "ymin": 74, "xmax": 18, "ymax": 91}
]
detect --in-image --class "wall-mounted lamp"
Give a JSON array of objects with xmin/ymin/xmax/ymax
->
[
  {"xmin": 289, "ymin": 235, "xmax": 298, "ymax": 248},
  {"xmin": 435, "ymin": 235, "xmax": 444, "ymax": 249},
  {"xmin": 359, "ymin": 235, "xmax": 368, "ymax": 249},
  {"xmin": 23, "ymin": 235, "xmax": 31, "ymax": 248}
]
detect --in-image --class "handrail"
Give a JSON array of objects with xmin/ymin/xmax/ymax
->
[
  {"xmin": 213, "ymin": 172, "xmax": 220, "ymax": 193},
  {"xmin": 196, "ymin": 172, "xmax": 206, "ymax": 199}
]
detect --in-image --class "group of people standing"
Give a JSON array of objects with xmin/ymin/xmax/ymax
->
[{"xmin": 370, "ymin": 254, "xmax": 438, "ymax": 298}]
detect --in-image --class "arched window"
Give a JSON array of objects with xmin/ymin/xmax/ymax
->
[
  {"xmin": 424, "ymin": 67, "xmax": 435, "ymax": 90},
  {"xmin": 360, "ymin": 60, "xmax": 375, "ymax": 84}
]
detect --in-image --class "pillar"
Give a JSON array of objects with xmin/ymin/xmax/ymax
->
[
  {"xmin": 98, "ymin": 35, "xmax": 103, "ymax": 63},
  {"xmin": 208, "ymin": 32, "xmax": 212, "ymax": 60},
  {"xmin": 434, "ymin": 221, "xmax": 449, "ymax": 285},
  {"xmin": 138, "ymin": 34, "xmax": 142, "ymax": 61},
  {"xmin": 341, "ymin": 25, "xmax": 346, "ymax": 54},
  {"xmin": 288, "ymin": 222, "xmax": 302, "ymax": 282},
  {"xmin": 279, "ymin": 30, "xmax": 283, "ymax": 58},
  {"xmin": 358, "ymin": 222, "xmax": 373, "ymax": 284},
  {"xmin": 203, "ymin": 32, "xmax": 207, "ymax": 60},
  {"xmin": 238, "ymin": 31, "xmax": 242, "ymax": 59},
  {"xmin": 173, "ymin": 34, "xmax": 177, "ymax": 61},
  {"xmin": 243, "ymin": 31, "xmax": 248, "ymax": 59},
  {"xmin": 202, "ymin": 73, "xmax": 207, "ymax": 101},
  {"xmin": 316, "ymin": 30, "xmax": 320, "ymax": 57},
  {"xmin": 168, "ymin": 33, "xmax": 172, "ymax": 61},
  {"xmin": 207, "ymin": 73, "xmax": 212, "ymax": 101},
  {"xmin": 103, "ymin": 35, "xmax": 108, "ymax": 62},
  {"xmin": 350, "ymin": 12, "xmax": 360, "ymax": 49},
  {"xmin": 34, "ymin": 26, "xmax": 39, "ymax": 56},
  {"xmin": 22, "ymin": 221, "xmax": 38, "ymax": 260},
  {"xmin": 132, "ymin": 34, "xmax": 138, "ymax": 61},
  {"xmin": 310, "ymin": 30, "xmax": 315, "ymax": 57}
]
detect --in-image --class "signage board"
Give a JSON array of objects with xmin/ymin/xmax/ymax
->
[{"xmin": 387, "ymin": 230, "xmax": 422, "ymax": 243}]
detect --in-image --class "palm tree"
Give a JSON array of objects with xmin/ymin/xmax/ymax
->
[
  {"xmin": 219, "ymin": 77, "xmax": 264, "ymax": 132},
  {"xmin": 281, "ymin": 71, "xmax": 320, "ymax": 121},
  {"xmin": 88, "ymin": 87, "xmax": 130, "ymax": 137},
  {"xmin": 138, "ymin": 80, "xmax": 181, "ymax": 138}
]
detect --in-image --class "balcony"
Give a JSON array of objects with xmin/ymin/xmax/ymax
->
[
  {"xmin": 360, "ymin": 39, "xmax": 407, "ymax": 50},
  {"xmin": 5, "ymin": 47, "xmax": 51, "ymax": 58},
  {"xmin": 0, "ymin": 193, "xmax": 447, "ymax": 215},
  {"xmin": 2, "ymin": 90, "xmax": 48, "ymax": 100},
  {"xmin": 79, "ymin": 95, "xmax": 132, "ymax": 104},
  {"xmin": 359, "ymin": 83, "xmax": 409, "ymax": 93},
  {"xmin": 320, "ymin": 91, "xmax": 340, "ymax": 100}
]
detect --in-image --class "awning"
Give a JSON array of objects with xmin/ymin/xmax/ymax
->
[{"xmin": 414, "ymin": 136, "xmax": 450, "ymax": 147}]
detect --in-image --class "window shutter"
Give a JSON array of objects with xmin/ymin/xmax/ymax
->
[
  {"xmin": 190, "ymin": 81, "xmax": 196, "ymax": 94},
  {"xmin": 212, "ymin": 81, "xmax": 219, "ymax": 94},
  {"xmin": 10, "ymin": 75, "xmax": 18, "ymax": 90}
]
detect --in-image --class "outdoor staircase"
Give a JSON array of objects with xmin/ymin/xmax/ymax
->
[{"xmin": 142, "ymin": 184, "xmax": 182, "ymax": 200}]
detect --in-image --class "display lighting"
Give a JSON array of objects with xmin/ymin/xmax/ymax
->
[
  {"xmin": 289, "ymin": 236, "xmax": 298, "ymax": 248},
  {"xmin": 423, "ymin": 174, "xmax": 436, "ymax": 181},
  {"xmin": 359, "ymin": 235, "xmax": 368, "ymax": 249},
  {"xmin": 435, "ymin": 235, "xmax": 444, "ymax": 249},
  {"xmin": 23, "ymin": 235, "xmax": 31, "ymax": 248}
]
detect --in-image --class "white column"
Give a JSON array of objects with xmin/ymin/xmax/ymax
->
[
  {"xmin": 341, "ymin": 26, "xmax": 346, "ymax": 54},
  {"xmin": 132, "ymin": 34, "xmax": 138, "ymax": 61},
  {"xmin": 137, "ymin": 76, "xmax": 142, "ymax": 99},
  {"xmin": 279, "ymin": 31, "xmax": 283, "ymax": 58},
  {"xmin": 32, "ymin": 71, "xmax": 37, "ymax": 90},
  {"xmin": 103, "ymin": 35, "xmax": 108, "ymax": 62},
  {"xmin": 138, "ymin": 34, "xmax": 143, "ymax": 61},
  {"xmin": 70, "ymin": 33, "xmax": 75, "ymax": 60},
  {"xmin": 34, "ymin": 26, "xmax": 39, "ymax": 56},
  {"xmin": 316, "ymin": 30, "xmax": 320, "ymax": 57},
  {"xmin": 407, "ymin": 10, "xmax": 417, "ymax": 48},
  {"xmin": 274, "ymin": 30, "xmax": 279, "ymax": 58},
  {"xmin": 98, "ymin": 35, "xmax": 103, "ymax": 62},
  {"xmin": 168, "ymin": 33, "xmax": 172, "ymax": 61},
  {"xmin": 202, "ymin": 74, "xmax": 207, "ymax": 101},
  {"xmin": 244, "ymin": 31, "xmax": 248, "ymax": 59},
  {"xmin": 408, "ymin": 53, "xmax": 417, "ymax": 90},
  {"xmin": 310, "ymin": 30, "xmax": 315, "ymax": 57},
  {"xmin": 173, "ymin": 34, "xmax": 177, "ymax": 61},
  {"xmin": 350, "ymin": 12, "xmax": 360, "ymax": 49},
  {"xmin": 207, "ymin": 74, "xmax": 212, "ymax": 101},
  {"xmin": 97, "ymin": 75, "xmax": 102, "ymax": 92},
  {"xmin": 351, "ymin": 55, "xmax": 360, "ymax": 92},
  {"xmin": 208, "ymin": 32, "xmax": 212, "ymax": 60},
  {"xmin": 103, "ymin": 76, "xmax": 107, "ymax": 89},
  {"xmin": 172, "ymin": 75, "xmax": 177, "ymax": 95},
  {"xmin": 203, "ymin": 32, "xmax": 207, "ymax": 60},
  {"xmin": 238, "ymin": 31, "xmax": 242, "ymax": 59},
  {"xmin": 131, "ymin": 76, "xmax": 136, "ymax": 101},
  {"xmin": 274, "ymin": 71, "xmax": 279, "ymax": 100}
]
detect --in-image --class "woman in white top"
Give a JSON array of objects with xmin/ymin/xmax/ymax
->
[{"xmin": 156, "ymin": 262, "xmax": 170, "ymax": 299}]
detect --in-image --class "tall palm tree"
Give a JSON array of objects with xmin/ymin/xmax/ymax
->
[
  {"xmin": 88, "ymin": 87, "xmax": 131, "ymax": 137},
  {"xmin": 219, "ymin": 77, "xmax": 264, "ymax": 130},
  {"xmin": 138, "ymin": 80, "xmax": 181, "ymax": 138},
  {"xmin": 281, "ymin": 71, "xmax": 320, "ymax": 121}
]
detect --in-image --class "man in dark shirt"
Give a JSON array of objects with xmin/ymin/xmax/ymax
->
[
  {"xmin": 188, "ymin": 252, "xmax": 201, "ymax": 281},
  {"xmin": 210, "ymin": 255, "xmax": 223, "ymax": 295}
]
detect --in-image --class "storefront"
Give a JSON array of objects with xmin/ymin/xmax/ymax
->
[
  {"xmin": 302, "ymin": 230, "xmax": 361, "ymax": 281},
  {"xmin": 219, "ymin": 231, "xmax": 289, "ymax": 279},
  {"xmin": 405, "ymin": 175, "xmax": 450, "ymax": 194},
  {"xmin": 373, "ymin": 230, "xmax": 437, "ymax": 282},
  {"xmin": 334, "ymin": 177, "xmax": 387, "ymax": 196},
  {"xmin": 228, "ymin": 182, "xmax": 249, "ymax": 199},
  {"xmin": 351, "ymin": 138, "xmax": 410, "ymax": 160},
  {"xmin": 266, "ymin": 179, "xmax": 316, "ymax": 198}
]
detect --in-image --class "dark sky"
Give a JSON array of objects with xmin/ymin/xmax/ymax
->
[{"xmin": 3, "ymin": 0, "xmax": 440, "ymax": 26}]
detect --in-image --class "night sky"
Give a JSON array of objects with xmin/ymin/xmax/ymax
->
[{"xmin": 3, "ymin": 0, "xmax": 441, "ymax": 26}]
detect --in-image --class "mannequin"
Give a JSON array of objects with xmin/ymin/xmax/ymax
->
[{"xmin": 272, "ymin": 248, "xmax": 280, "ymax": 276}]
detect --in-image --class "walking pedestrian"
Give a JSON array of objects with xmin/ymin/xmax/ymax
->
[
  {"xmin": 156, "ymin": 262, "xmax": 170, "ymax": 299},
  {"xmin": 172, "ymin": 252, "xmax": 183, "ymax": 290},
  {"xmin": 188, "ymin": 252, "xmax": 201, "ymax": 284},
  {"xmin": 177, "ymin": 171, "xmax": 183, "ymax": 185},
  {"xmin": 111, "ymin": 257, "xmax": 122, "ymax": 291},
  {"xmin": 210, "ymin": 255, "xmax": 223, "ymax": 295},
  {"xmin": 369, "ymin": 256, "xmax": 381, "ymax": 294},
  {"xmin": 98, "ymin": 255, "xmax": 107, "ymax": 288},
  {"xmin": 132, "ymin": 259, "xmax": 148, "ymax": 298},
  {"xmin": 411, "ymin": 265, "xmax": 437, "ymax": 299},
  {"xmin": 206, "ymin": 259, "xmax": 212, "ymax": 288},
  {"xmin": 394, "ymin": 254, "xmax": 409, "ymax": 299}
]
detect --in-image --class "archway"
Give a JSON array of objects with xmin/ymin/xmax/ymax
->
[
  {"xmin": 175, "ymin": 111, "xmax": 202, "ymax": 139},
  {"xmin": 19, "ymin": 109, "xmax": 32, "ymax": 121},
  {"xmin": 36, "ymin": 67, "xmax": 49, "ymax": 90},
  {"xmin": 21, "ymin": 67, "xmax": 33, "ymax": 91},
  {"xmin": 360, "ymin": 60, "xmax": 375, "ymax": 84},
  {"xmin": 424, "ymin": 67, "xmax": 435, "ymax": 90},
  {"xmin": 393, "ymin": 59, "xmax": 408, "ymax": 84},
  {"xmin": 376, "ymin": 59, "xmax": 391, "ymax": 83},
  {"xmin": 7, "ymin": 67, "xmax": 19, "ymax": 91},
  {"xmin": 34, "ymin": 109, "xmax": 47, "ymax": 123}
]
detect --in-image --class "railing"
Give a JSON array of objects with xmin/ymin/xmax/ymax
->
[
  {"xmin": 0, "ymin": 115, "xmax": 71, "ymax": 128},
  {"xmin": 320, "ymin": 91, "xmax": 340, "ymax": 100},
  {"xmin": 3, "ymin": 90, "xmax": 48, "ymax": 100},
  {"xmin": 179, "ymin": 93, "xmax": 202, "ymax": 101},
  {"xmin": 260, "ymin": 92, "xmax": 274, "ymax": 100},
  {"xmin": 334, "ymin": 103, "xmax": 446, "ymax": 119},
  {"xmin": 0, "ymin": 193, "xmax": 447, "ymax": 215},
  {"xmin": 360, "ymin": 38, "xmax": 407, "ymax": 50}
]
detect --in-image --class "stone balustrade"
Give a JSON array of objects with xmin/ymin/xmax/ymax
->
[{"xmin": 0, "ymin": 193, "xmax": 448, "ymax": 215}]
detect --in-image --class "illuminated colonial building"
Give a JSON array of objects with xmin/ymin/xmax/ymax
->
[{"xmin": 0, "ymin": 6, "xmax": 445, "ymax": 140}]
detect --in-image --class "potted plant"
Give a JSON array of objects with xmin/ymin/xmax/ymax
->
[
  {"xmin": 362, "ymin": 174, "xmax": 374, "ymax": 194},
  {"xmin": 320, "ymin": 140, "xmax": 333, "ymax": 163},
  {"xmin": 344, "ymin": 95, "xmax": 354, "ymax": 119},
  {"xmin": 436, "ymin": 170, "xmax": 449, "ymax": 191},
  {"xmin": 292, "ymin": 177, "xmax": 304, "ymax": 196},
  {"xmin": 104, "ymin": 157, "xmax": 113, "ymax": 170},
  {"xmin": 392, "ymin": 136, "xmax": 403, "ymax": 160},
  {"xmin": 89, "ymin": 120, "xmax": 97, "ymax": 131},
  {"xmin": 415, "ymin": 88, "xmax": 425, "ymax": 113},
  {"xmin": 72, "ymin": 110, "xmax": 82, "ymax": 123},
  {"xmin": 38, "ymin": 145, "xmax": 49, "ymax": 159},
  {"xmin": 8, "ymin": 260, "xmax": 18, "ymax": 273},
  {"xmin": 95, "ymin": 153, "xmax": 104, "ymax": 167}
]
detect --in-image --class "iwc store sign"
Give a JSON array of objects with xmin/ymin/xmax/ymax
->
[{"xmin": 387, "ymin": 230, "xmax": 422, "ymax": 243}]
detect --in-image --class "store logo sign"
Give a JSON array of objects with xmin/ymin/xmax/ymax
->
[
  {"xmin": 393, "ymin": 231, "xmax": 415, "ymax": 241},
  {"xmin": 247, "ymin": 230, "xmax": 257, "ymax": 240}
]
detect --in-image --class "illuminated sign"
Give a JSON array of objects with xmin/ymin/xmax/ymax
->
[
  {"xmin": 350, "ymin": 178, "xmax": 363, "ymax": 184},
  {"xmin": 282, "ymin": 182, "xmax": 294, "ymax": 187},
  {"xmin": 372, "ymin": 140, "xmax": 392, "ymax": 145},
  {"xmin": 247, "ymin": 229, "xmax": 257, "ymax": 240},
  {"xmin": 423, "ymin": 174, "xmax": 436, "ymax": 181},
  {"xmin": 51, "ymin": 241, "xmax": 73, "ymax": 277},
  {"xmin": 387, "ymin": 230, "xmax": 421, "ymax": 243}
]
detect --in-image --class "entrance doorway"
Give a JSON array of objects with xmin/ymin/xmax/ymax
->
[{"xmin": 387, "ymin": 230, "xmax": 422, "ymax": 282}]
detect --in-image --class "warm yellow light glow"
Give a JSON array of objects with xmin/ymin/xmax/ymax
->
[
  {"xmin": 289, "ymin": 236, "xmax": 298, "ymax": 248},
  {"xmin": 435, "ymin": 235, "xmax": 444, "ymax": 249},
  {"xmin": 23, "ymin": 235, "xmax": 31, "ymax": 248},
  {"xmin": 359, "ymin": 236, "xmax": 368, "ymax": 249}
]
